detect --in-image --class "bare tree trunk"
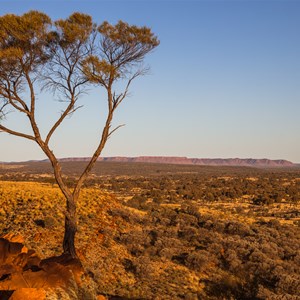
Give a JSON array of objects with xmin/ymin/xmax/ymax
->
[
  {"xmin": 37, "ymin": 141, "xmax": 79, "ymax": 258},
  {"xmin": 63, "ymin": 195, "xmax": 77, "ymax": 258}
]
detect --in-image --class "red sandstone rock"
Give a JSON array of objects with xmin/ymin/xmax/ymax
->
[
  {"xmin": 10, "ymin": 288, "xmax": 46, "ymax": 300},
  {"xmin": 0, "ymin": 236, "xmax": 85, "ymax": 298}
]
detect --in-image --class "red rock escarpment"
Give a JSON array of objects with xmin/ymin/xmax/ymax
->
[{"xmin": 56, "ymin": 156, "xmax": 295, "ymax": 167}]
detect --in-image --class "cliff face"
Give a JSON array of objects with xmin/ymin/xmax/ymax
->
[{"xmin": 57, "ymin": 156, "xmax": 295, "ymax": 167}]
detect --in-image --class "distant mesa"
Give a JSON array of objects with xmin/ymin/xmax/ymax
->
[{"xmin": 53, "ymin": 156, "xmax": 295, "ymax": 167}]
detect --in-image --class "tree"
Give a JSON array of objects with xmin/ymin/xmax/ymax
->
[{"xmin": 0, "ymin": 11, "xmax": 159, "ymax": 258}]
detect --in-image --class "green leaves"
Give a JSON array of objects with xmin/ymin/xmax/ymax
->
[
  {"xmin": 98, "ymin": 20, "xmax": 159, "ymax": 68},
  {"xmin": 82, "ymin": 55, "xmax": 120, "ymax": 86},
  {"xmin": 0, "ymin": 11, "xmax": 52, "ymax": 50},
  {"xmin": 99, "ymin": 20, "xmax": 159, "ymax": 46},
  {"xmin": 0, "ymin": 11, "xmax": 53, "ymax": 75},
  {"xmin": 55, "ymin": 13, "xmax": 94, "ymax": 46},
  {"xmin": 0, "ymin": 11, "xmax": 159, "ymax": 91},
  {"xmin": 82, "ymin": 20, "xmax": 159, "ymax": 89}
]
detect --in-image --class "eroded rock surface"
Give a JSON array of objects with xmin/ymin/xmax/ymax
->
[{"xmin": 0, "ymin": 234, "xmax": 88, "ymax": 299}]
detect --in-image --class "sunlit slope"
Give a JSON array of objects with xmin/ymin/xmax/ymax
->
[{"xmin": 0, "ymin": 181, "xmax": 114, "ymax": 257}]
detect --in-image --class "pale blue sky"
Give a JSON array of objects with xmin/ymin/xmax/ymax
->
[{"xmin": 0, "ymin": 0, "xmax": 300, "ymax": 162}]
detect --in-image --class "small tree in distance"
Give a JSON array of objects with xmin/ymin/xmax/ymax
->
[{"xmin": 0, "ymin": 11, "xmax": 159, "ymax": 259}]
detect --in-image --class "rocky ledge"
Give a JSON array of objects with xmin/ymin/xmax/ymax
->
[{"xmin": 0, "ymin": 233, "xmax": 97, "ymax": 300}]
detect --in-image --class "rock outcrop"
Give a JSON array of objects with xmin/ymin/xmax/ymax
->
[{"xmin": 0, "ymin": 234, "xmax": 89, "ymax": 300}]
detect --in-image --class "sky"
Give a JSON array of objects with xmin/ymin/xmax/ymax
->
[{"xmin": 0, "ymin": 0, "xmax": 300, "ymax": 163}]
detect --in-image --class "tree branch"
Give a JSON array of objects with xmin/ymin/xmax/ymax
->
[
  {"xmin": 0, "ymin": 124, "xmax": 35, "ymax": 140},
  {"xmin": 0, "ymin": 81, "xmax": 30, "ymax": 116},
  {"xmin": 45, "ymin": 95, "xmax": 77, "ymax": 145},
  {"xmin": 7, "ymin": 95, "xmax": 30, "ymax": 115},
  {"xmin": 72, "ymin": 108, "xmax": 114, "ymax": 199},
  {"xmin": 113, "ymin": 70, "xmax": 141, "ymax": 109},
  {"xmin": 108, "ymin": 124, "xmax": 125, "ymax": 138}
]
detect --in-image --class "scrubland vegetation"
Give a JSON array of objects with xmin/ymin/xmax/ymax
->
[{"xmin": 0, "ymin": 162, "xmax": 300, "ymax": 299}]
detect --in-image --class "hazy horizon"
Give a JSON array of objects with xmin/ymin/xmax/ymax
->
[
  {"xmin": 1, "ymin": 155, "xmax": 299, "ymax": 165},
  {"xmin": 1, "ymin": 1, "xmax": 299, "ymax": 163}
]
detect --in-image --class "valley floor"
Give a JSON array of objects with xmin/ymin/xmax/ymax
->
[{"xmin": 0, "ymin": 163, "xmax": 300, "ymax": 299}]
